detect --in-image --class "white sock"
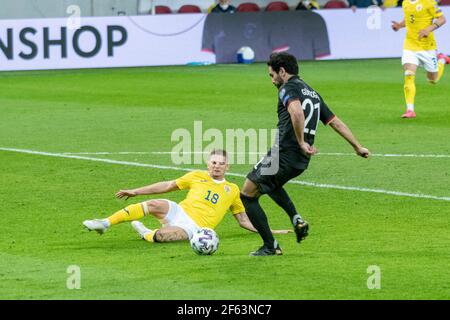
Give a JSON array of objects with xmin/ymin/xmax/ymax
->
[
  {"xmin": 273, "ymin": 240, "xmax": 279, "ymax": 249},
  {"xmin": 292, "ymin": 214, "xmax": 304, "ymax": 226},
  {"xmin": 406, "ymin": 104, "xmax": 414, "ymax": 112}
]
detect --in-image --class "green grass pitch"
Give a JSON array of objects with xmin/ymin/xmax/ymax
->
[{"xmin": 0, "ymin": 59, "xmax": 449, "ymax": 299}]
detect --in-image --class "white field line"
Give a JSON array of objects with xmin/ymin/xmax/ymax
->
[
  {"xmin": 60, "ymin": 151, "xmax": 450, "ymax": 158},
  {"xmin": 1, "ymin": 147, "xmax": 450, "ymax": 202},
  {"xmin": 318, "ymin": 153, "xmax": 450, "ymax": 158}
]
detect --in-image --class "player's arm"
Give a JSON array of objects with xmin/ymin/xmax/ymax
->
[
  {"xmin": 116, "ymin": 180, "xmax": 179, "ymax": 199},
  {"xmin": 391, "ymin": 19, "xmax": 405, "ymax": 31},
  {"xmin": 234, "ymin": 212, "xmax": 258, "ymax": 232},
  {"xmin": 419, "ymin": 15, "xmax": 446, "ymax": 39},
  {"xmin": 234, "ymin": 212, "xmax": 293, "ymax": 234},
  {"xmin": 287, "ymin": 100, "xmax": 316, "ymax": 156},
  {"xmin": 328, "ymin": 117, "xmax": 370, "ymax": 158}
]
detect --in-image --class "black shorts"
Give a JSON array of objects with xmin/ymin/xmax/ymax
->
[{"xmin": 246, "ymin": 154, "xmax": 305, "ymax": 194}]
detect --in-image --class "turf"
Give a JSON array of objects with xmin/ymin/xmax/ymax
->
[{"xmin": 0, "ymin": 59, "xmax": 449, "ymax": 299}]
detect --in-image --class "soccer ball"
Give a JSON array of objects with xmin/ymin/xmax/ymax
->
[
  {"xmin": 237, "ymin": 46, "xmax": 255, "ymax": 64},
  {"xmin": 190, "ymin": 228, "xmax": 219, "ymax": 255}
]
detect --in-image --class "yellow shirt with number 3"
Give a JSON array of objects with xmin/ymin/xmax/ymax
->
[
  {"xmin": 175, "ymin": 170, "xmax": 245, "ymax": 229},
  {"xmin": 403, "ymin": 0, "xmax": 443, "ymax": 51}
]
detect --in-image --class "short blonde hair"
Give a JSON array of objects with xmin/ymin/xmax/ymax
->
[{"xmin": 209, "ymin": 149, "xmax": 228, "ymax": 161}]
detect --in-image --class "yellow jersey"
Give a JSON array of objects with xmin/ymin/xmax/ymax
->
[
  {"xmin": 403, "ymin": 0, "xmax": 443, "ymax": 51},
  {"xmin": 175, "ymin": 170, "xmax": 245, "ymax": 229},
  {"xmin": 384, "ymin": 0, "xmax": 398, "ymax": 7}
]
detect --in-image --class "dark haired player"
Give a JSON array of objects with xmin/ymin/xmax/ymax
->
[{"xmin": 240, "ymin": 52, "xmax": 370, "ymax": 256}]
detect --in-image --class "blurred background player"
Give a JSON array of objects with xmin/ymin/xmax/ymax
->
[
  {"xmin": 209, "ymin": 0, "xmax": 237, "ymax": 13},
  {"xmin": 295, "ymin": 0, "xmax": 320, "ymax": 10},
  {"xmin": 83, "ymin": 149, "xmax": 290, "ymax": 243},
  {"xmin": 392, "ymin": 0, "xmax": 449, "ymax": 119}
]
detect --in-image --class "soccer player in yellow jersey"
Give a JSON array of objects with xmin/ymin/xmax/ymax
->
[
  {"xmin": 392, "ymin": 0, "xmax": 448, "ymax": 118},
  {"xmin": 83, "ymin": 149, "xmax": 290, "ymax": 243}
]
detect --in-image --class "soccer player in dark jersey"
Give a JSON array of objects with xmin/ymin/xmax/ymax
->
[{"xmin": 240, "ymin": 52, "xmax": 370, "ymax": 256}]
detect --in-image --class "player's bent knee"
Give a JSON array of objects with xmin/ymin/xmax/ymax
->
[
  {"xmin": 241, "ymin": 180, "xmax": 260, "ymax": 198},
  {"xmin": 142, "ymin": 200, "xmax": 165, "ymax": 218},
  {"xmin": 146, "ymin": 200, "xmax": 162, "ymax": 211}
]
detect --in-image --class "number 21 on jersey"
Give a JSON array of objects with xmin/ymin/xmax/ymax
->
[{"xmin": 302, "ymin": 98, "xmax": 321, "ymax": 135}]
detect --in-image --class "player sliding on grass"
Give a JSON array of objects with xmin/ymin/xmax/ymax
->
[
  {"xmin": 83, "ymin": 149, "xmax": 291, "ymax": 243},
  {"xmin": 392, "ymin": 0, "xmax": 449, "ymax": 119}
]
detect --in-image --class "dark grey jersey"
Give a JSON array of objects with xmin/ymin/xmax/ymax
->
[{"xmin": 277, "ymin": 75, "xmax": 335, "ymax": 169}]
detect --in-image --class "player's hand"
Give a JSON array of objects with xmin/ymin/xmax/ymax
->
[
  {"xmin": 355, "ymin": 147, "xmax": 370, "ymax": 158},
  {"xmin": 418, "ymin": 29, "xmax": 430, "ymax": 39},
  {"xmin": 116, "ymin": 190, "xmax": 137, "ymax": 200},
  {"xmin": 300, "ymin": 142, "xmax": 317, "ymax": 156},
  {"xmin": 391, "ymin": 21, "xmax": 402, "ymax": 31},
  {"xmin": 271, "ymin": 229, "xmax": 294, "ymax": 234}
]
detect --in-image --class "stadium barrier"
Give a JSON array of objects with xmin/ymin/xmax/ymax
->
[{"xmin": 1, "ymin": 8, "xmax": 449, "ymax": 71}]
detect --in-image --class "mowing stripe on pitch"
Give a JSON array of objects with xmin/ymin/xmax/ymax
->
[
  {"xmin": 61, "ymin": 151, "xmax": 450, "ymax": 158},
  {"xmin": 1, "ymin": 147, "xmax": 449, "ymax": 202}
]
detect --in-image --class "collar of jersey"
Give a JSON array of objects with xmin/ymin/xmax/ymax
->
[
  {"xmin": 207, "ymin": 173, "xmax": 226, "ymax": 184},
  {"xmin": 288, "ymin": 75, "xmax": 300, "ymax": 82}
]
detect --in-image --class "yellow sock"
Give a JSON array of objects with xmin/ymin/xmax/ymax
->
[
  {"xmin": 144, "ymin": 229, "xmax": 159, "ymax": 242},
  {"xmin": 438, "ymin": 61, "xmax": 445, "ymax": 81},
  {"xmin": 107, "ymin": 203, "xmax": 146, "ymax": 226},
  {"xmin": 404, "ymin": 72, "xmax": 416, "ymax": 106}
]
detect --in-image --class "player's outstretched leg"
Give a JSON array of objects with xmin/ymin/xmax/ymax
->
[
  {"xmin": 83, "ymin": 219, "xmax": 109, "ymax": 235},
  {"xmin": 428, "ymin": 53, "xmax": 448, "ymax": 85},
  {"xmin": 83, "ymin": 202, "xmax": 148, "ymax": 234},
  {"xmin": 436, "ymin": 53, "xmax": 449, "ymax": 81},
  {"xmin": 402, "ymin": 68, "xmax": 417, "ymax": 119},
  {"xmin": 268, "ymin": 187, "xmax": 309, "ymax": 244}
]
